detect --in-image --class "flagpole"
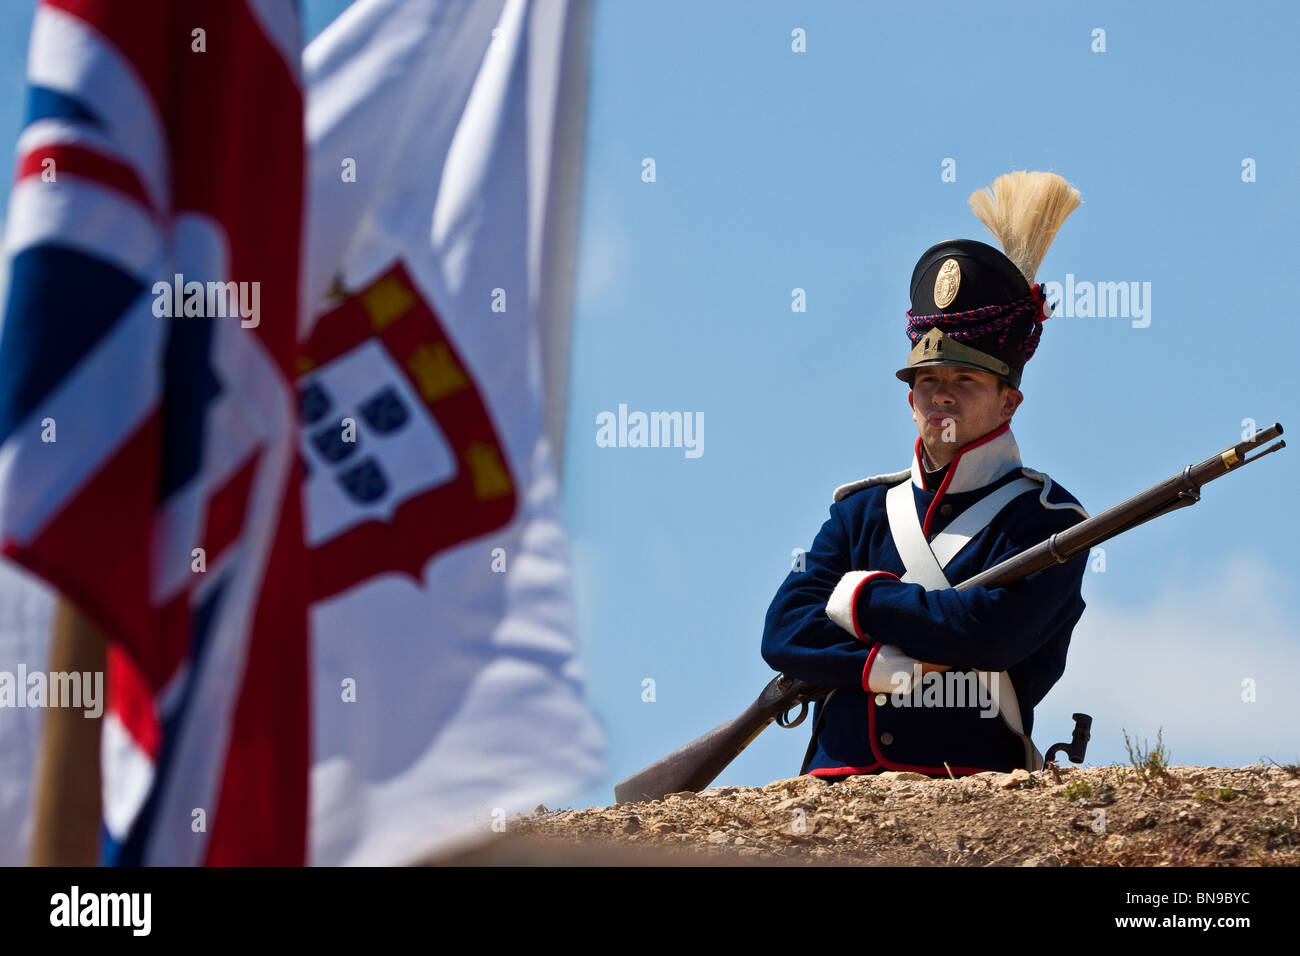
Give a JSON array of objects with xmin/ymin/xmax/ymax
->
[
  {"xmin": 538, "ymin": 0, "xmax": 593, "ymax": 485},
  {"xmin": 29, "ymin": 598, "xmax": 105, "ymax": 866}
]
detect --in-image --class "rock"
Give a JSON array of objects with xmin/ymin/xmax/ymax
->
[
  {"xmin": 702, "ymin": 786, "xmax": 741, "ymax": 797},
  {"xmin": 763, "ymin": 775, "xmax": 826, "ymax": 795},
  {"xmin": 1214, "ymin": 837, "xmax": 1239, "ymax": 857},
  {"xmin": 621, "ymin": 816, "xmax": 642, "ymax": 834},
  {"xmin": 665, "ymin": 791, "xmax": 699, "ymax": 802},
  {"xmin": 774, "ymin": 796, "xmax": 817, "ymax": 813},
  {"xmin": 1283, "ymin": 780, "xmax": 1300, "ymax": 788},
  {"xmin": 1105, "ymin": 834, "xmax": 1128, "ymax": 854},
  {"xmin": 529, "ymin": 804, "xmax": 548, "ymax": 816},
  {"xmin": 1263, "ymin": 796, "xmax": 1280, "ymax": 806},
  {"xmin": 650, "ymin": 821, "xmax": 678, "ymax": 833},
  {"xmin": 877, "ymin": 771, "xmax": 929, "ymax": 783},
  {"xmin": 734, "ymin": 836, "xmax": 746, "ymax": 846},
  {"xmin": 707, "ymin": 831, "xmax": 730, "ymax": 845},
  {"xmin": 998, "ymin": 769, "xmax": 1032, "ymax": 790}
]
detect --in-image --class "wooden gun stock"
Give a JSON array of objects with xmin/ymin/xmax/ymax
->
[{"xmin": 614, "ymin": 674, "xmax": 826, "ymax": 804}]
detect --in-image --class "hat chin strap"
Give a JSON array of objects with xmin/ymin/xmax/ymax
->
[{"xmin": 918, "ymin": 442, "xmax": 945, "ymax": 472}]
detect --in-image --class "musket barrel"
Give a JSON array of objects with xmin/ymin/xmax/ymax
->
[{"xmin": 960, "ymin": 427, "xmax": 1286, "ymax": 591}]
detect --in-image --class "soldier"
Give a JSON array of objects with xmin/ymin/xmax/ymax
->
[{"xmin": 761, "ymin": 171, "xmax": 1090, "ymax": 779}]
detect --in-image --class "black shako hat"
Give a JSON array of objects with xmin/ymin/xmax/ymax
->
[
  {"xmin": 897, "ymin": 239, "xmax": 1040, "ymax": 388},
  {"xmin": 896, "ymin": 171, "xmax": 1082, "ymax": 390}
]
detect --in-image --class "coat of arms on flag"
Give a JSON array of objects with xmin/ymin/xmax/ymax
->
[{"xmin": 298, "ymin": 262, "xmax": 517, "ymax": 602}]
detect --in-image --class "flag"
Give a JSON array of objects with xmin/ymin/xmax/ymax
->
[
  {"xmin": 0, "ymin": 0, "xmax": 310, "ymax": 864},
  {"xmin": 301, "ymin": 0, "xmax": 604, "ymax": 865}
]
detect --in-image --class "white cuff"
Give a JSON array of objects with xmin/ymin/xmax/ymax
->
[
  {"xmin": 867, "ymin": 644, "xmax": 920, "ymax": 694},
  {"xmin": 826, "ymin": 570, "xmax": 872, "ymax": 637}
]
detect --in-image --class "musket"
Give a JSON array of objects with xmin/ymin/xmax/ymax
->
[{"xmin": 614, "ymin": 423, "xmax": 1286, "ymax": 804}]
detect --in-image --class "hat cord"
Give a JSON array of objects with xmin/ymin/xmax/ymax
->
[{"xmin": 905, "ymin": 284, "xmax": 1051, "ymax": 361}]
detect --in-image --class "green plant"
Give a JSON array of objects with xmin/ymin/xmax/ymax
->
[
  {"xmin": 1245, "ymin": 816, "xmax": 1299, "ymax": 852},
  {"xmin": 1247, "ymin": 816, "xmax": 1291, "ymax": 838},
  {"xmin": 1262, "ymin": 755, "xmax": 1300, "ymax": 778},
  {"xmin": 1063, "ymin": 779, "xmax": 1094, "ymax": 801},
  {"xmin": 1193, "ymin": 788, "xmax": 1237, "ymax": 803},
  {"xmin": 1122, "ymin": 726, "xmax": 1171, "ymax": 781}
]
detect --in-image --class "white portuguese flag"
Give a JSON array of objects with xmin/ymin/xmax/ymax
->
[{"xmin": 301, "ymin": 0, "xmax": 603, "ymax": 865}]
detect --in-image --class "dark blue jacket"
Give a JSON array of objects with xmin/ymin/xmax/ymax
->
[{"xmin": 761, "ymin": 424, "xmax": 1088, "ymax": 777}]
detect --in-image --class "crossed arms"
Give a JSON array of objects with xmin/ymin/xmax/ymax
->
[{"xmin": 760, "ymin": 499, "xmax": 1088, "ymax": 692}]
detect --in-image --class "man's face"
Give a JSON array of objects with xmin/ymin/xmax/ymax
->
[{"xmin": 907, "ymin": 365, "xmax": 1023, "ymax": 466}]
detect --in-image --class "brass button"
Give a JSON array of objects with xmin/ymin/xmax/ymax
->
[
  {"xmin": 880, "ymin": 732, "xmax": 895, "ymax": 746},
  {"xmin": 940, "ymin": 504, "xmax": 953, "ymax": 516},
  {"xmin": 874, "ymin": 693, "xmax": 888, "ymax": 706}
]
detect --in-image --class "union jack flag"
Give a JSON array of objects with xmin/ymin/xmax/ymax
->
[{"xmin": 0, "ymin": 0, "xmax": 309, "ymax": 864}]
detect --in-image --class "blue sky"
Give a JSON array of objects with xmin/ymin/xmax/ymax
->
[
  {"xmin": 2, "ymin": 1, "xmax": 1296, "ymax": 817},
  {"xmin": 560, "ymin": 0, "xmax": 1300, "ymax": 808}
]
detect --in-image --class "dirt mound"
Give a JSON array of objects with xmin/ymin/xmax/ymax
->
[{"xmin": 494, "ymin": 764, "xmax": 1300, "ymax": 866}]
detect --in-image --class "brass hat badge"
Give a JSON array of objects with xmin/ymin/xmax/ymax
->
[{"xmin": 933, "ymin": 258, "xmax": 961, "ymax": 309}]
